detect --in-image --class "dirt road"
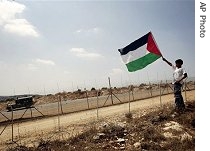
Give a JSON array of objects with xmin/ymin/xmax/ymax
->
[
  {"xmin": 0, "ymin": 90, "xmax": 194, "ymax": 148},
  {"xmin": 0, "ymin": 87, "xmax": 174, "ymax": 122}
]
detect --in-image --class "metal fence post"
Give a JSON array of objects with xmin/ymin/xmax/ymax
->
[
  {"xmin": 159, "ymin": 80, "xmax": 162, "ymax": 107},
  {"xmin": 97, "ymin": 90, "xmax": 99, "ymax": 120}
]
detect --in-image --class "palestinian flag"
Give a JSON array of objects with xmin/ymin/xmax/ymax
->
[{"xmin": 118, "ymin": 32, "xmax": 162, "ymax": 72}]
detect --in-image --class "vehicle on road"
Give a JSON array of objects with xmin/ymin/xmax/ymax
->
[{"xmin": 6, "ymin": 96, "xmax": 34, "ymax": 111}]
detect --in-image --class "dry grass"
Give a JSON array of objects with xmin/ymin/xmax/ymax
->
[{"xmin": 7, "ymin": 100, "xmax": 195, "ymax": 151}]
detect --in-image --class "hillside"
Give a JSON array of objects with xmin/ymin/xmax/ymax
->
[{"xmin": 7, "ymin": 100, "xmax": 195, "ymax": 151}]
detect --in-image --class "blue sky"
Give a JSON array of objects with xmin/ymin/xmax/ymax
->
[{"xmin": 0, "ymin": 0, "xmax": 195, "ymax": 95}]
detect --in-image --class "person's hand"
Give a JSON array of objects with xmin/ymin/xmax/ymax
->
[{"xmin": 162, "ymin": 57, "xmax": 166, "ymax": 61}]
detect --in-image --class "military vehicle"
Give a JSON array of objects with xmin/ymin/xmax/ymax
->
[{"xmin": 6, "ymin": 96, "xmax": 34, "ymax": 111}]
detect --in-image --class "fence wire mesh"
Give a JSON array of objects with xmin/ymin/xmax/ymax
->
[{"xmin": 0, "ymin": 80, "xmax": 195, "ymax": 148}]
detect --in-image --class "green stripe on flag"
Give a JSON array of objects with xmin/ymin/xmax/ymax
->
[{"xmin": 126, "ymin": 53, "xmax": 160, "ymax": 72}]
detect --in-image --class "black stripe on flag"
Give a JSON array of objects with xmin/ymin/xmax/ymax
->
[{"xmin": 118, "ymin": 32, "xmax": 150, "ymax": 55}]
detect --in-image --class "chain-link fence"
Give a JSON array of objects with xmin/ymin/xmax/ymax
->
[{"xmin": 0, "ymin": 80, "xmax": 195, "ymax": 147}]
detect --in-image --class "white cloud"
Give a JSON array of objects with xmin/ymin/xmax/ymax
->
[
  {"xmin": 70, "ymin": 48, "xmax": 103, "ymax": 60},
  {"xmin": 70, "ymin": 47, "xmax": 86, "ymax": 53},
  {"xmin": 4, "ymin": 19, "xmax": 39, "ymax": 37},
  {"xmin": 35, "ymin": 59, "xmax": 55, "ymax": 66},
  {"xmin": 75, "ymin": 27, "xmax": 102, "ymax": 34},
  {"xmin": 25, "ymin": 59, "xmax": 55, "ymax": 71},
  {"xmin": 0, "ymin": 0, "xmax": 39, "ymax": 37},
  {"xmin": 110, "ymin": 68, "xmax": 123, "ymax": 76}
]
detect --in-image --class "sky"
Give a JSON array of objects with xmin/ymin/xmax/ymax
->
[{"xmin": 0, "ymin": 0, "xmax": 195, "ymax": 95}]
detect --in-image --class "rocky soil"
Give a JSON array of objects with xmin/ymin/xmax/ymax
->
[{"xmin": 7, "ymin": 100, "xmax": 195, "ymax": 151}]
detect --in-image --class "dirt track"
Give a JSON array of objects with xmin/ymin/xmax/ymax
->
[{"xmin": 0, "ymin": 90, "xmax": 194, "ymax": 148}]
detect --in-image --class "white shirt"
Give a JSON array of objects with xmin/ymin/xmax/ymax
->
[{"xmin": 172, "ymin": 65, "xmax": 186, "ymax": 84}]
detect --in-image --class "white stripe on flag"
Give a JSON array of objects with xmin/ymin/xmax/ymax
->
[{"xmin": 121, "ymin": 43, "xmax": 148, "ymax": 64}]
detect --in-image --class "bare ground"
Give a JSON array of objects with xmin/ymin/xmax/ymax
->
[{"xmin": 0, "ymin": 90, "xmax": 194, "ymax": 150}]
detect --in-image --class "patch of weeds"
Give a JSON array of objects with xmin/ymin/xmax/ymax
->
[
  {"xmin": 125, "ymin": 112, "xmax": 133, "ymax": 119},
  {"xmin": 7, "ymin": 145, "xmax": 32, "ymax": 151},
  {"xmin": 162, "ymin": 137, "xmax": 195, "ymax": 151},
  {"xmin": 100, "ymin": 123, "xmax": 125, "ymax": 139},
  {"xmin": 142, "ymin": 126, "xmax": 165, "ymax": 142},
  {"xmin": 7, "ymin": 100, "xmax": 195, "ymax": 151},
  {"xmin": 68, "ymin": 126, "xmax": 97, "ymax": 144}
]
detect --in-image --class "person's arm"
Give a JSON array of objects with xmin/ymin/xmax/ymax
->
[
  {"xmin": 162, "ymin": 57, "xmax": 172, "ymax": 66},
  {"xmin": 176, "ymin": 73, "xmax": 188, "ymax": 83}
]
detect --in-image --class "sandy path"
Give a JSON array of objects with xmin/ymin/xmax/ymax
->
[{"xmin": 0, "ymin": 90, "xmax": 194, "ymax": 147}]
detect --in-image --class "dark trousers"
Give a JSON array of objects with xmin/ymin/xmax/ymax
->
[{"xmin": 174, "ymin": 83, "xmax": 185, "ymax": 110}]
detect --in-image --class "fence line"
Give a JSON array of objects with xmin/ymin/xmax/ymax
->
[
  {"xmin": 0, "ymin": 79, "xmax": 195, "ymax": 146},
  {"xmin": 0, "ymin": 80, "xmax": 195, "ymax": 123}
]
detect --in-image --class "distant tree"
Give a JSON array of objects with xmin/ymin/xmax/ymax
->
[
  {"xmin": 101, "ymin": 87, "xmax": 108, "ymax": 90},
  {"xmin": 5, "ymin": 98, "xmax": 15, "ymax": 102},
  {"xmin": 91, "ymin": 87, "xmax": 96, "ymax": 91}
]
